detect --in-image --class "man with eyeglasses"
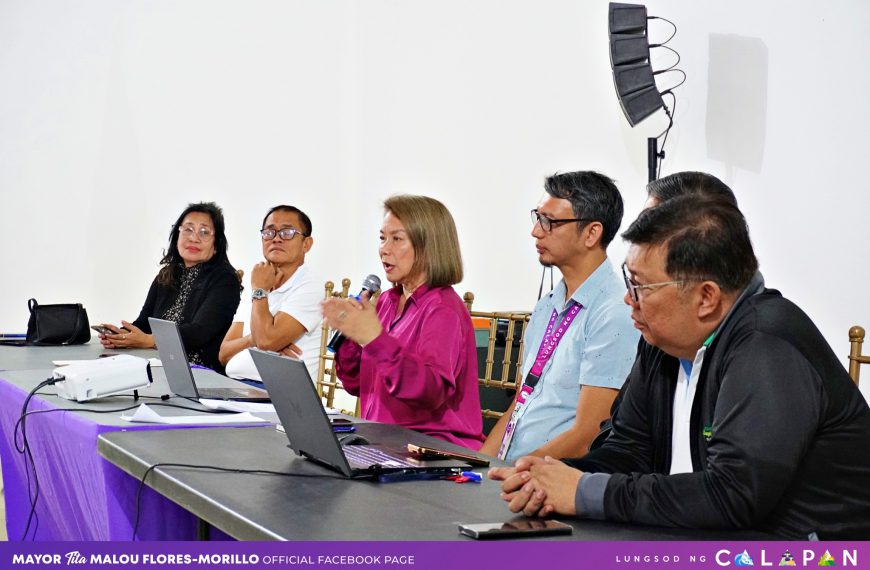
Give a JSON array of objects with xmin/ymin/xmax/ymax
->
[
  {"xmin": 490, "ymin": 190, "xmax": 870, "ymax": 539},
  {"xmin": 219, "ymin": 205, "xmax": 323, "ymax": 382},
  {"xmin": 479, "ymin": 171, "xmax": 638, "ymax": 462},
  {"xmin": 585, "ymin": 171, "xmax": 739, "ymax": 451}
]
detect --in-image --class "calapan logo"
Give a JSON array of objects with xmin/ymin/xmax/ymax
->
[
  {"xmin": 735, "ymin": 550, "xmax": 755, "ymax": 566},
  {"xmin": 818, "ymin": 550, "xmax": 836, "ymax": 567},
  {"xmin": 716, "ymin": 549, "xmax": 857, "ymax": 567}
]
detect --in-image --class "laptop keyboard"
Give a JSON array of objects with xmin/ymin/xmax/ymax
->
[{"xmin": 343, "ymin": 445, "xmax": 415, "ymax": 469}]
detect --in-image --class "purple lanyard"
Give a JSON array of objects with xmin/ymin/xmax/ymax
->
[
  {"xmin": 525, "ymin": 301, "xmax": 583, "ymax": 388},
  {"xmin": 497, "ymin": 301, "xmax": 584, "ymax": 459}
]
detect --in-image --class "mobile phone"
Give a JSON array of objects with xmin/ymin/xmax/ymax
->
[
  {"xmin": 91, "ymin": 325, "xmax": 117, "ymax": 335},
  {"xmin": 407, "ymin": 443, "xmax": 490, "ymax": 467},
  {"xmin": 332, "ymin": 425, "xmax": 356, "ymax": 433},
  {"xmin": 458, "ymin": 519, "xmax": 573, "ymax": 539},
  {"xmin": 331, "ymin": 418, "xmax": 354, "ymax": 426}
]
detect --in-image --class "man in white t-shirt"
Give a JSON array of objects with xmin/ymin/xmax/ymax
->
[{"xmin": 219, "ymin": 205, "xmax": 322, "ymax": 382}]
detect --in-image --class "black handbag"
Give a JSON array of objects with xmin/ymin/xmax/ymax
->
[{"xmin": 26, "ymin": 298, "xmax": 91, "ymax": 345}]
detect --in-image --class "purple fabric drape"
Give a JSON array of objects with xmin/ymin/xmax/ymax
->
[{"xmin": 0, "ymin": 378, "xmax": 229, "ymax": 541}]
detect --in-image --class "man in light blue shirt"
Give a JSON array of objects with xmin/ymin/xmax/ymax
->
[{"xmin": 480, "ymin": 171, "xmax": 638, "ymax": 462}]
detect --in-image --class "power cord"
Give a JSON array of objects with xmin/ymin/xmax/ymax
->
[
  {"xmin": 13, "ymin": 388, "xmax": 252, "ymax": 540},
  {"xmin": 132, "ymin": 463, "xmax": 343, "ymax": 540},
  {"xmin": 646, "ymin": 14, "xmax": 685, "ymax": 178},
  {"xmin": 15, "ymin": 377, "xmax": 59, "ymax": 540},
  {"xmin": 648, "ymin": 15, "xmax": 677, "ymax": 45},
  {"xmin": 14, "ymin": 401, "xmax": 237, "ymax": 444}
]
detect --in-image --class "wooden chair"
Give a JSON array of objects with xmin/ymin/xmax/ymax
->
[
  {"xmin": 316, "ymin": 279, "xmax": 360, "ymax": 415},
  {"xmin": 848, "ymin": 325, "xmax": 868, "ymax": 386},
  {"xmin": 463, "ymin": 292, "xmax": 531, "ymax": 431}
]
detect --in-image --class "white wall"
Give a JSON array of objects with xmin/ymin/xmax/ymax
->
[{"xmin": 1, "ymin": 1, "xmax": 868, "ymax": 397}]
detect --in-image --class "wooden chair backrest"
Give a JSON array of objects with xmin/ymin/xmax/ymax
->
[
  {"xmin": 317, "ymin": 279, "xmax": 361, "ymax": 414},
  {"xmin": 464, "ymin": 291, "xmax": 531, "ymax": 423},
  {"xmin": 849, "ymin": 325, "xmax": 868, "ymax": 386}
]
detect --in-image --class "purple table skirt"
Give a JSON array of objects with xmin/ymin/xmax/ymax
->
[{"xmin": 0, "ymin": 378, "xmax": 233, "ymax": 541}]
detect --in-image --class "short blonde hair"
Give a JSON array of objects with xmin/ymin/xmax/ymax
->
[{"xmin": 383, "ymin": 195, "xmax": 463, "ymax": 288}]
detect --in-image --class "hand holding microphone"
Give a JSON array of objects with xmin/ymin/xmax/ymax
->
[{"xmin": 325, "ymin": 274, "xmax": 382, "ymax": 352}]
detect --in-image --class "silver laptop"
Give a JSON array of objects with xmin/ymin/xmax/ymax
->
[
  {"xmin": 249, "ymin": 348, "xmax": 467, "ymax": 479},
  {"xmin": 149, "ymin": 317, "xmax": 269, "ymax": 402}
]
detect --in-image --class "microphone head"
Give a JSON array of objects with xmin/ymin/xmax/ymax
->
[{"xmin": 361, "ymin": 274, "xmax": 382, "ymax": 294}]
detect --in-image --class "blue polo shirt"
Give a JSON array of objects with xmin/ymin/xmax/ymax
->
[{"xmin": 505, "ymin": 258, "xmax": 638, "ymax": 462}]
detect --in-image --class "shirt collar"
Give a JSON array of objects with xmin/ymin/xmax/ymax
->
[
  {"xmin": 386, "ymin": 283, "xmax": 432, "ymax": 306},
  {"xmin": 700, "ymin": 271, "xmax": 766, "ymax": 347},
  {"xmin": 546, "ymin": 257, "xmax": 615, "ymax": 312},
  {"xmin": 273, "ymin": 263, "xmax": 309, "ymax": 294}
]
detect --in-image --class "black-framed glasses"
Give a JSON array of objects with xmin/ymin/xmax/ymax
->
[
  {"xmin": 530, "ymin": 209, "xmax": 592, "ymax": 232},
  {"xmin": 260, "ymin": 227, "xmax": 307, "ymax": 241},
  {"xmin": 621, "ymin": 263, "xmax": 685, "ymax": 303},
  {"xmin": 179, "ymin": 225, "xmax": 215, "ymax": 241}
]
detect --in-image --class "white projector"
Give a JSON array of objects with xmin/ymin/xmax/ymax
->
[{"xmin": 54, "ymin": 354, "xmax": 153, "ymax": 402}]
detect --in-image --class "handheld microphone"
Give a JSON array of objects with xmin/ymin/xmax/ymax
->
[{"xmin": 327, "ymin": 274, "xmax": 382, "ymax": 353}]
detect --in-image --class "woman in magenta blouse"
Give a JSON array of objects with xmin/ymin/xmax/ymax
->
[{"xmin": 323, "ymin": 195, "xmax": 484, "ymax": 450}]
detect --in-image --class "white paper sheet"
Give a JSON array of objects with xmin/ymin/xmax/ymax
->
[
  {"xmin": 52, "ymin": 359, "xmax": 98, "ymax": 366},
  {"xmin": 120, "ymin": 403, "xmax": 268, "ymax": 425},
  {"xmin": 198, "ymin": 399, "xmax": 276, "ymax": 414},
  {"xmin": 52, "ymin": 357, "xmax": 163, "ymax": 367},
  {"xmin": 198, "ymin": 398, "xmax": 341, "ymax": 415}
]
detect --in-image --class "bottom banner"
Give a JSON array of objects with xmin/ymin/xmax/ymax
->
[{"xmin": 0, "ymin": 541, "xmax": 866, "ymax": 570}]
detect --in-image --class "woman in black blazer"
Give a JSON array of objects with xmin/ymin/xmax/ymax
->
[{"xmin": 98, "ymin": 202, "xmax": 241, "ymax": 373}]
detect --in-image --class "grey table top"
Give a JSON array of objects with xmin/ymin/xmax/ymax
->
[
  {"xmin": 3, "ymin": 344, "xmax": 772, "ymax": 542},
  {"xmin": 1, "ymin": 354, "xmax": 277, "ymax": 426},
  {"xmin": 97, "ymin": 424, "xmax": 772, "ymax": 542},
  {"xmin": 0, "ymin": 341, "xmax": 158, "ymax": 371}
]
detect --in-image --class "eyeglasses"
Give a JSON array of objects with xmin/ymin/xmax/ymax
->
[
  {"xmin": 260, "ymin": 227, "xmax": 307, "ymax": 241},
  {"xmin": 179, "ymin": 225, "xmax": 215, "ymax": 241},
  {"xmin": 530, "ymin": 209, "xmax": 592, "ymax": 232},
  {"xmin": 621, "ymin": 263, "xmax": 686, "ymax": 303}
]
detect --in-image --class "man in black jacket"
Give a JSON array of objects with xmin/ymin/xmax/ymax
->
[{"xmin": 490, "ymin": 187, "xmax": 870, "ymax": 539}]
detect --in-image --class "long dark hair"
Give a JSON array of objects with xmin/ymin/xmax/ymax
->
[{"xmin": 156, "ymin": 202, "xmax": 231, "ymax": 287}]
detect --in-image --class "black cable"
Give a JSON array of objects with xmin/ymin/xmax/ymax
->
[
  {"xmin": 648, "ymin": 15, "xmax": 677, "ymax": 45},
  {"xmin": 646, "ymin": 11, "xmax": 682, "ymax": 181},
  {"xmin": 649, "ymin": 9, "xmax": 682, "ymax": 180},
  {"xmin": 132, "ymin": 463, "xmax": 343, "ymax": 540},
  {"xmin": 36, "ymin": 392, "xmax": 171, "ymax": 401},
  {"xmin": 655, "ymin": 68, "xmax": 687, "ymax": 92},
  {"xmin": 16, "ymin": 377, "xmax": 58, "ymax": 540},
  {"xmin": 13, "ymin": 401, "xmax": 234, "ymax": 446},
  {"xmin": 16, "ymin": 393, "xmax": 255, "ymax": 440},
  {"xmin": 13, "ymin": 391, "xmax": 250, "ymax": 540},
  {"xmin": 14, "ymin": 405, "xmax": 136, "ymax": 439},
  {"xmin": 140, "ymin": 402, "xmax": 233, "ymax": 413},
  {"xmin": 651, "ymin": 44, "xmax": 681, "ymax": 72},
  {"xmin": 655, "ymin": 92, "xmax": 677, "ymax": 176},
  {"xmin": 83, "ymin": 393, "xmax": 171, "ymax": 400},
  {"xmin": 654, "ymin": 92, "xmax": 675, "ymax": 138}
]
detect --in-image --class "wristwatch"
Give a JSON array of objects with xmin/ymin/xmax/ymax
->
[{"xmin": 251, "ymin": 288, "xmax": 268, "ymax": 301}]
